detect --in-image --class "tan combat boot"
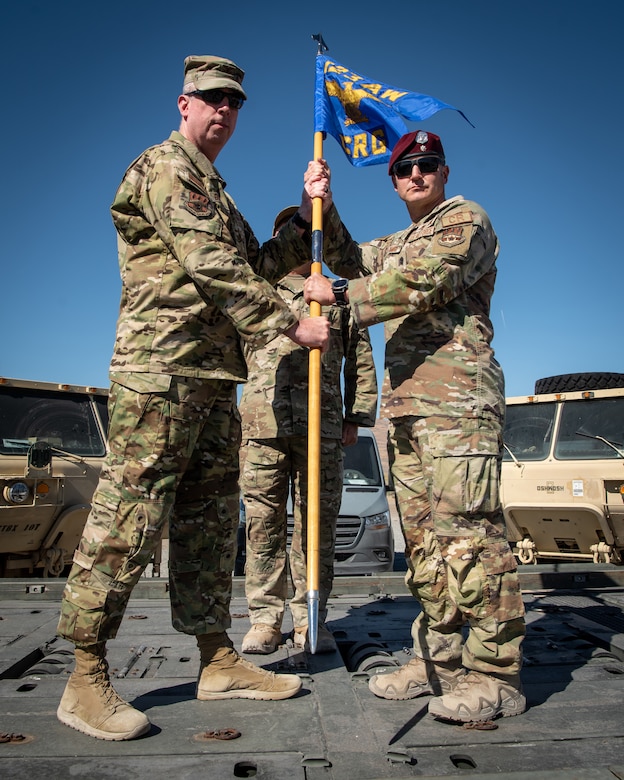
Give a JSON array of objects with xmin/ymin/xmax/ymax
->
[
  {"xmin": 428, "ymin": 670, "xmax": 526, "ymax": 722},
  {"xmin": 241, "ymin": 624, "xmax": 282, "ymax": 654},
  {"xmin": 57, "ymin": 643, "xmax": 150, "ymax": 740},
  {"xmin": 293, "ymin": 623, "xmax": 337, "ymax": 653},
  {"xmin": 196, "ymin": 632, "xmax": 302, "ymax": 701},
  {"xmin": 368, "ymin": 657, "xmax": 464, "ymax": 700}
]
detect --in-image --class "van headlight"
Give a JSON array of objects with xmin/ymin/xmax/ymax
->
[
  {"xmin": 364, "ymin": 511, "xmax": 390, "ymax": 530},
  {"xmin": 4, "ymin": 482, "xmax": 30, "ymax": 504}
]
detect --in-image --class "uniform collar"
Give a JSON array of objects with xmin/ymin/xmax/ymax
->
[{"xmin": 168, "ymin": 130, "xmax": 225, "ymax": 184}]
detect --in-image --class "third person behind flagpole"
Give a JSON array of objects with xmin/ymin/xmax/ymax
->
[{"xmin": 239, "ymin": 206, "xmax": 378, "ymax": 655}]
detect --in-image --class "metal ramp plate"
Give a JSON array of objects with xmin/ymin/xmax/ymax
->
[{"xmin": 1, "ymin": 570, "xmax": 624, "ymax": 779}]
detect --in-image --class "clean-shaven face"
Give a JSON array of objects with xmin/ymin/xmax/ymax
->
[
  {"xmin": 392, "ymin": 155, "xmax": 449, "ymax": 219},
  {"xmin": 178, "ymin": 90, "xmax": 241, "ymax": 162}
]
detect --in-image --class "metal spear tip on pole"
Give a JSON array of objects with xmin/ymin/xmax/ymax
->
[
  {"xmin": 307, "ymin": 590, "xmax": 319, "ymax": 654},
  {"xmin": 311, "ymin": 33, "xmax": 328, "ymax": 54}
]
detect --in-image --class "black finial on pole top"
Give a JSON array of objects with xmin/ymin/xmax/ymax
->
[{"xmin": 312, "ymin": 33, "xmax": 328, "ymax": 55}]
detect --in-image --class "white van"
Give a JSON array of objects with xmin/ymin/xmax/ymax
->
[{"xmin": 326, "ymin": 427, "xmax": 394, "ymax": 575}]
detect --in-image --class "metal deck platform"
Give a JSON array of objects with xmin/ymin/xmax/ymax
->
[{"xmin": 1, "ymin": 566, "xmax": 624, "ymax": 779}]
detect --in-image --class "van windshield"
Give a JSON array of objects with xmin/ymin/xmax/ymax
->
[
  {"xmin": 343, "ymin": 436, "xmax": 383, "ymax": 486},
  {"xmin": 0, "ymin": 387, "xmax": 107, "ymax": 457}
]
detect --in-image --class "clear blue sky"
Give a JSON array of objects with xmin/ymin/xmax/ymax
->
[{"xmin": 1, "ymin": 0, "xmax": 620, "ymax": 399}]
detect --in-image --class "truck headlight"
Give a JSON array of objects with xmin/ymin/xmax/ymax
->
[
  {"xmin": 364, "ymin": 511, "xmax": 390, "ymax": 529},
  {"xmin": 4, "ymin": 482, "xmax": 30, "ymax": 504}
]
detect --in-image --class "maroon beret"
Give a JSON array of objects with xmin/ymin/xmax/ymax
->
[{"xmin": 388, "ymin": 130, "xmax": 445, "ymax": 175}]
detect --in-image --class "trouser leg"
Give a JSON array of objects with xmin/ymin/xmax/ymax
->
[
  {"xmin": 58, "ymin": 380, "xmax": 179, "ymax": 644},
  {"xmin": 390, "ymin": 416, "xmax": 525, "ymax": 677},
  {"xmin": 239, "ymin": 438, "xmax": 291, "ymax": 628},
  {"xmin": 168, "ymin": 383, "xmax": 241, "ymax": 635},
  {"xmin": 390, "ymin": 421, "xmax": 464, "ymax": 665},
  {"xmin": 57, "ymin": 377, "xmax": 232, "ymax": 645}
]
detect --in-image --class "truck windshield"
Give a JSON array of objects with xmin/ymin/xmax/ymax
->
[
  {"xmin": 555, "ymin": 397, "xmax": 624, "ymax": 460},
  {"xmin": 503, "ymin": 402, "xmax": 556, "ymax": 461},
  {"xmin": 0, "ymin": 387, "xmax": 106, "ymax": 457}
]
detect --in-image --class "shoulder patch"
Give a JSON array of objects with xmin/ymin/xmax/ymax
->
[
  {"xmin": 440, "ymin": 211, "xmax": 473, "ymax": 228},
  {"xmin": 182, "ymin": 189, "xmax": 214, "ymax": 218},
  {"xmin": 437, "ymin": 225, "xmax": 467, "ymax": 248}
]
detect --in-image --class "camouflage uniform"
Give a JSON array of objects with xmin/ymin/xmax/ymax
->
[
  {"xmin": 240, "ymin": 273, "xmax": 377, "ymax": 628},
  {"xmin": 330, "ymin": 194, "xmax": 525, "ymax": 678},
  {"xmin": 57, "ymin": 131, "xmax": 344, "ymax": 646}
]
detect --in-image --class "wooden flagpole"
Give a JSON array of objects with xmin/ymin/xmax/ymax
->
[{"xmin": 306, "ymin": 33, "xmax": 328, "ymax": 654}]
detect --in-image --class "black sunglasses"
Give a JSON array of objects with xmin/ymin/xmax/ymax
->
[
  {"xmin": 190, "ymin": 89, "xmax": 245, "ymax": 110},
  {"xmin": 391, "ymin": 155, "xmax": 443, "ymax": 178}
]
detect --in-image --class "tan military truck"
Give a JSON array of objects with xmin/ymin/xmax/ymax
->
[
  {"xmin": 0, "ymin": 377, "xmax": 109, "ymax": 577},
  {"xmin": 501, "ymin": 372, "xmax": 624, "ymax": 565}
]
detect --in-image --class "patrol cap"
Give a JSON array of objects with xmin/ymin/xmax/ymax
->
[
  {"xmin": 273, "ymin": 205, "xmax": 299, "ymax": 235},
  {"xmin": 388, "ymin": 130, "xmax": 445, "ymax": 175},
  {"xmin": 183, "ymin": 55, "xmax": 247, "ymax": 99}
]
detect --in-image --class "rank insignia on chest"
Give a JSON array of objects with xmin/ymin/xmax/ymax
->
[
  {"xmin": 183, "ymin": 190, "xmax": 214, "ymax": 218},
  {"xmin": 437, "ymin": 225, "xmax": 466, "ymax": 247}
]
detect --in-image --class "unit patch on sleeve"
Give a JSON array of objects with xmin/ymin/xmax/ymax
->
[
  {"xmin": 434, "ymin": 210, "xmax": 472, "ymax": 249},
  {"xmin": 182, "ymin": 190, "xmax": 214, "ymax": 218},
  {"xmin": 437, "ymin": 225, "xmax": 466, "ymax": 248}
]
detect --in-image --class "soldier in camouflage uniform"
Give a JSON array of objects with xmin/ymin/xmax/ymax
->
[
  {"xmin": 304, "ymin": 131, "xmax": 526, "ymax": 723},
  {"xmin": 239, "ymin": 206, "xmax": 378, "ymax": 656},
  {"xmin": 56, "ymin": 55, "xmax": 340, "ymax": 742}
]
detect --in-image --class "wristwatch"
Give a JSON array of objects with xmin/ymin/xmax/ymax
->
[{"xmin": 331, "ymin": 277, "xmax": 349, "ymax": 306}]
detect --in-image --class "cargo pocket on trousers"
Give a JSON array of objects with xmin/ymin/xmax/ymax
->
[
  {"xmin": 480, "ymin": 538, "xmax": 517, "ymax": 576},
  {"xmin": 57, "ymin": 579, "xmax": 110, "ymax": 645},
  {"xmin": 479, "ymin": 538, "xmax": 524, "ymax": 620},
  {"xmin": 428, "ymin": 428, "xmax": 501, "ymax": 517}
]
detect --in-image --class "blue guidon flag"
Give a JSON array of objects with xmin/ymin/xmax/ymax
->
[{"xmin": 314, "ymin": 55, "xmax": 473, "ymax": 167}]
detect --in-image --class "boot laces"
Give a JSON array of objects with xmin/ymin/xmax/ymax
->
[
  {"xmin": 453, "ymin": 670, "xmax": 502, "ymax": 693},
  {"xmin": 236, "ymin": 656, "xmax": 277, "ymax": 679},
  {"xmin": 91, "ymin": 670, "xmax": 125, "ymax": 709}
]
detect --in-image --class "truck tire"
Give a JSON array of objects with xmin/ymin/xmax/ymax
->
[{"xmin": 534, "ymin": 372, "xmax": 624, "ymax": 394}]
